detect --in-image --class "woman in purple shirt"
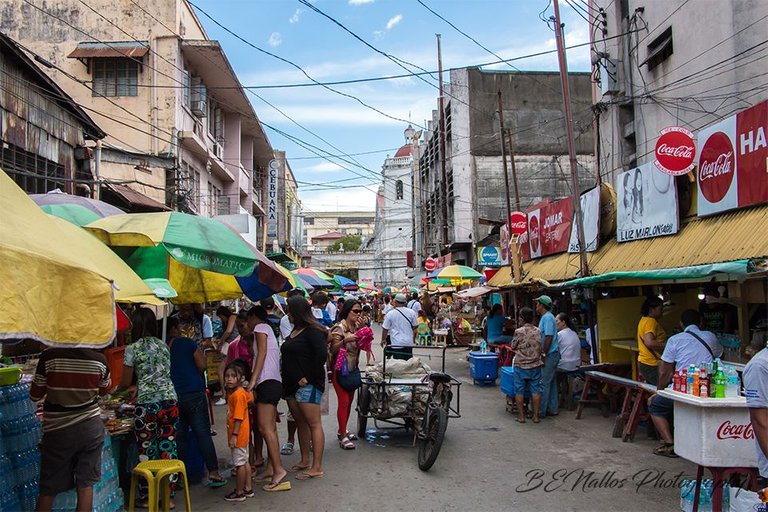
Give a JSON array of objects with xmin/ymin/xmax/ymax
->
[{"xmin": 245, "ymin": 306, "xmax": 289, "ymax": 492}]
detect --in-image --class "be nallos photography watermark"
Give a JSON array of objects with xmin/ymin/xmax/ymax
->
[{"xmin": 515, "ymin": 468, "xmax": 697, "ymax": 494}]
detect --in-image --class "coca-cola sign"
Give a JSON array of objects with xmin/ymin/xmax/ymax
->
[
  {"xmin": 654, "ymin": 126, "xmax": 696, "ymax": 175},
  {"xmin": 716, "ymin": 420, "xmax": 754, "ymax": 440},
  {"xmin": 698, "ymin": 131, "xmax": 735, "ymax": 204},
  {"xmin": 510, "ymin": 211, "xmax": 527, "ymax": 236}
]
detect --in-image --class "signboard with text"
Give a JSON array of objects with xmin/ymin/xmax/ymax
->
[
  {"xmin": 654, "ymin": 126, "xmax": 696, "ymax": 175},
  {"xmin": 267, "ymin": 159, "xmax": 279, "ymax": 238},
  {"xmin": 616, "ymin": 162, "xmax": 679, "ymax": 242},
  {"xmin": 476, "ymin": 246, "xmax": 504, "ymax": 267},
  {"xmin": 526, "ymin": 197, "xmax": 573, "ymax": 260},
  {"xmin": 568, "ymin": 186, "xmax": 601, "ymax": 253},
  {"xmin": 696, "ymin": 99, "xmax": 768, "ymax": 217}
]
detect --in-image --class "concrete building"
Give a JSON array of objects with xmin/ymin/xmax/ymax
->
[
  {"xmin": 0, "ymin": 31, "xmax": 104, "ymax": 195},
  {"xmin": 1, "ymin": 0, "xmax": 274, "ymax": 226},
  {"xmin": 415, "ymin": 67, "xmax": 595, "ymax": 269},
  {"xmin": 372, "ymin": 126, "xmax": 418, "ymax": 287},
  {"xmin": 302, "ymin": 211, "xmax": 375, "ymax": 252},
  {"xmin": 589, "ymin": 0, "xmax": 768, "ymax": 185}
]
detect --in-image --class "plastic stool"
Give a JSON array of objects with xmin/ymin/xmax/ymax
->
[{"xmin": 128, "ymin": 460, "xmax": 192, "ymax": 512}]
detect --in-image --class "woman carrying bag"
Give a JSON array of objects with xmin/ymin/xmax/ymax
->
[{"xmin": 329, "ymin": 300, "xmax": 365, "ymax": 450}]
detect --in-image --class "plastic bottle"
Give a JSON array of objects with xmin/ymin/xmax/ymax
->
[
  {"xmin": 713, "ymin": 367, "xmax": 726, "ymax": 398},
  {"xmin": 692, "ymin": 365, "xmax": 700, "ymax": 397},
  {"xmin": 687, "ymin": 367, "xmax": 695, "ymax": 395},
  {"xmin": 681, "ymin": 369, "xmax": 688, "ymax": 394},
  {"xmin": 673, "ymin": 370, "xmax": 681, "ymax": 391},
  {"xmin": 725, "ymin": 365, "xmax": 740, "ymax": 397},
  {"xmin": 480, "ymin": 340, "xmax": 488, "ymax": 353}
]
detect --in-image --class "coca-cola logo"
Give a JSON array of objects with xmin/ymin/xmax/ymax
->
[
  {"xmin": 698, "ymin": 131, "xmax": 735, "ymax": 204},
  {"xmin": 716, "ymin": 420, "xmax": 754, "ymax": 440},
  {"xmin": 655, "ymin": 127, "xmax": 696, "ymax": 175},
  {"xmin": 529, "ymin": 215, "xmax": 540, "ymax": 253},
  {"xmin": 510, "ymin": 211, "xmax": 527, "ymax": 236}
]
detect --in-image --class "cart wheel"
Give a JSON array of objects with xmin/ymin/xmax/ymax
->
[
  {"xmin": 417, "ymin": 405, "xmax": 448, "ymax": 471},
  {"xmin": 357, "ymin": 384, "xmax": 371, "ymax": 439}
]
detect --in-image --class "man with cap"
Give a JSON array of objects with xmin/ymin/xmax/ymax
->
[
  {"xmin": 381, "ymin": 293, "xmax": 419, "ymax": 360},
  {"xmin": 536, "ymin": 295, "xmax": 560, "ymax": 418}
]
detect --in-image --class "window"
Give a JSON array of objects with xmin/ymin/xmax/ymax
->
[
  {"xmin": 338, "ymin": 217, "xmax": 373, "ymax": 225},
  {"xmin": 643, "ymin": 27, "xmax": 673, "ymax": 71},
  {"xmin": 92, "ymin": 59, "xmax": 138, "ymax": 97},
  {"xmin": 396, "ymin": 179, "xmax": 404, "ymax": 200},
  {"xmin": 304, "ymin": 217, "xmax": 314, "ymax": 225}
]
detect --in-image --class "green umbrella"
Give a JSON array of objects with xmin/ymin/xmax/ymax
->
[
  {"xmin": 40, "ymin": 203, "xmax": 101, "ymax": 227},
  {"xmin": 436, "ymin": 264, "xmax": 483, "ymax": 281}
]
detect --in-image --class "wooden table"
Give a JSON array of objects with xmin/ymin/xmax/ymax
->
[{"xmin": 609, "ymin": 338, "xmax": 639, "ymax": 380}]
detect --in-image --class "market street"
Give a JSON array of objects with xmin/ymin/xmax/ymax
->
[{"xmin": 188, "ymin": 324, "xmax": 697, "ymax": 512}]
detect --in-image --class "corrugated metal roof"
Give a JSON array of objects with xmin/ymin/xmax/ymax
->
[
  {"xmin": 486, "ymin": 205, "xmax": 768, "ymax": 288},
  {"xmin": 106, "ymin": 184, "xmax": 169, "ymax": 212},
  {"xmin": 68, "ymin": 42, "xmax": 149, "ymax": 59}
]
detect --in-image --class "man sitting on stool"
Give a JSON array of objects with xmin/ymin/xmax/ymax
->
[{"xmin": 648, "ymin": 309, "xmax": 722, "ymax": 457}]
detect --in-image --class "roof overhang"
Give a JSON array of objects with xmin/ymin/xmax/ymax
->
[
  {"xmin": 103, "ymin": 183, "xmax": 170, "ymax": 212},
  {"xmin": 68, "ymin": 41, "xmax": 150, "ymax": 60}
]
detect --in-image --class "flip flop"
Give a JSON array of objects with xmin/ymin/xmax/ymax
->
[
  {"xmin": 296, "ymin": 472, "xmax": 324, "ymax": 480},
  {"xmin": 280, "ymin": 442, "xmax": 294, "ymax": 455},
  {"xmin": 207, "ymin": 477, "xmax": 228, "ymax": 488},
  {"xmin": 515, "ymin": 418, "xmax": 526, "ymax": 423},
  {"xmin": 252, "ymin": 474, "xmax": 273, "ymax": 483},
  {"xmin": 263, "ymin": 481, "xmax": 292, "ymax": 492},
  {"xmin": 532, "ymin": 417, "xmax": 541, "ymax": 424},
  {"xmin": 288, "ymin": 464, "xmax": 310, "ymax": 472}
]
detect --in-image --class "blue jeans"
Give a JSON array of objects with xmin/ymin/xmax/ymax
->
[
  {"xmin": 177, "ymin": 391, "xmax": 219, "ymax": 472},
  {"xmin": 540, "ymin": 351, "xmax": 560, "ymax": 416}
]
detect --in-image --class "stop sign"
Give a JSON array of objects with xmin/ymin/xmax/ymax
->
[
  {"xmin": 425, "ymin": 257, "xmax": 436, "ymax": 271},
  {"xmin": 510, "ymin": 211, "xmax": 527, "ymax": 236}
]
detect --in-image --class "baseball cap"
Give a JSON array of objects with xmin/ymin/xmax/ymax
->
[
  {"xmin": 394, "ymin": 293, "xmax": 408, "ymax": 304},
  {"xmin": 536, "ymin": 295, "xmax": 553, "ymax": 307}
]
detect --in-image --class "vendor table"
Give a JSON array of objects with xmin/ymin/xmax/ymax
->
[
  {"xmin": 657, "ymin": 389, "xmax": 759, "ymax": 512},
  {"xmin": 433, "ymin": 329, "xmax": 449, "ymax": 347}
]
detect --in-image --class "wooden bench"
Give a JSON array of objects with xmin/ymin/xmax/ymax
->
[{"xmin": 575, "ymin": 369, "xmax": 656, "ymax": 442}]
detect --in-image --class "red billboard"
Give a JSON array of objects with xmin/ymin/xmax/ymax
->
[
  {"xmin": 697, "ymin": 99, "xmax": 768, "ymax": 216},
  {"xmin": 525, "ymin": 197, "xmax": 573, "ymax": 260}
]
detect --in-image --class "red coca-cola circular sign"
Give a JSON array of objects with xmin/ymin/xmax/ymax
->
[
  {"xmin": 510, "ymin": 211, "xmax": 527, "ymax": 236},
  {"xmin": 698, "ymin": 131, "xmax": 735, "ymax": 204},
  {"xmin": 424, "ymin": 257, "xmax": 436, "ymax": 272},
  {"xmin": 654, "ymin": 126, "xmax": 696, "ymax": 175},
  {"xmin": 529, "ymin": 215, "xmax": 540, "ymax": 253}
]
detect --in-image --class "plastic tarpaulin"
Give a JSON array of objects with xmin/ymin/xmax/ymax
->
[{"xmin": 552, "ymin": 260, "xmax": 750, "ymax": 288}]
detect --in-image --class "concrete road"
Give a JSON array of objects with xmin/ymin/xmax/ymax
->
[{"xmin": 187, "ymin": 323, "xmax": 697, "ymax": 511}]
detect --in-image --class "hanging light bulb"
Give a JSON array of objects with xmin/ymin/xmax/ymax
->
[{"xmin": 697, "ymin": 288, "xmax": 706, "ymax": 301}]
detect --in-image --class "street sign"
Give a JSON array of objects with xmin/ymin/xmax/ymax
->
[{"xmin": 510, "ymin": 211, "xmax": 527, "ymax": 236}]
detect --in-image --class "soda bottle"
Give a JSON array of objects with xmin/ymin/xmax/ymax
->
[
  {"xmin": 687, "ymin": 367, "xmax": 695, "ymax": 395},
  {"xmin": 713, "ymin": 368, "xmax": 726, "ymax": 398},
  {"xmin": 673, "ymin": 370, "xmax": 681, "ymax": 391},
  {"xmin": 681, "ymin": 369, "xmax": 688, "ymax": 394},
  {"xmin": 692, "ymin": 366, "xmax": 700, "ymax": 397},
  {"xmin": 700, "ymin": 375, "xmax": 709, "ymax": 398}
]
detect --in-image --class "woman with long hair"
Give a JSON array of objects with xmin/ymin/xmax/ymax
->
[
  {"xmin": 637, "ymin": 296, "xmax": 666, "ymax": 386},
  {"xmin": 115, "ymin": 308, "xmax": 179, "ymax": 509},
  {"xmin": 329, "ymin": 299, "xmax": 363, "ymax": 450},
  {"xmin": 245, "ymin": 306, "xmax": 289, "ymax": 491},
  {"xmin": 632, "ymin": 168, "xmax": 644, "ymax": 222},
  {"xmin": 280, "ymin": 295, "xmax": 327, "ymax": 480}
]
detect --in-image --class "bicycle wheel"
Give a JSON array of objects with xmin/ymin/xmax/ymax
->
[
  {"xmin": 357, "ymin": 383, "xmax": 371, "ymax": 439},
  {"xmin": 417, "ymin": 405, "xmax": 448, "ymax": 471}
]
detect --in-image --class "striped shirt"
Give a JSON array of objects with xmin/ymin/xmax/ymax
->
[{"xmin": 30, "ymin": 348, "xmax": 111, "ymax": 432}]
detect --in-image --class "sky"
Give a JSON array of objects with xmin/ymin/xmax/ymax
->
[{"xmin": 191, "ymin": 0, "xmax": 593, "ymax": 213}]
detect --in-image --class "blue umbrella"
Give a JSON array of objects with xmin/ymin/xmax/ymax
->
[
  {"xmin": 333, "ymin": 274, "xmax": 358, "ymax": 290},
  {"xmin": 296, "ymin": 272, "xmax": 334, "ymax": 290}
]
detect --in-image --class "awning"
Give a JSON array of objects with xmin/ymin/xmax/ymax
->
[
  {"xmin": 104, "ymin": 184, "xmax": 170, "ymax": 212},
  {"xmin": 457, "ymin": 286, "xmax": 496, "ymax": 298},
  {"xmin": 553, "ymin": 260, "xmax": 751, "ymax": 288},
  {"xmin": 437, "ymin": 286, "xmax": 457, "ymax": 294},
  {"xmin": 487, "ymin": 251, "xmax": 583, "ymax": 288},
  {"xmin": 68, "ymin": 41, "xmax": 149, "ymax": 59}
]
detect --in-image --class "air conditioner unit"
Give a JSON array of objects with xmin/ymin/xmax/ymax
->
[{"xmin": 190, "ymin": 77, "xmax": 207, "ymax": 117}]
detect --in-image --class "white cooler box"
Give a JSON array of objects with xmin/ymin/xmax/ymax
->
[{"xmin": 658, "ymin": 390, "xmax": 758, "ymax": 468}]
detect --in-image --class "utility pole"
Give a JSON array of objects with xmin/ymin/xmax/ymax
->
[
  {"xmin": 497, "ymin": 92, "xmax": 513, "ymax": 228},
  {"xmin": 437, "ymin": 34, "xmax": 449, "ymax": 250},
  {"xmin": 505, "ymin": 129, "xmax": 521, "ymax": 211},
  {"xmin": 553, "ymin": 0, "xmax": 589, "ymax": 277}
]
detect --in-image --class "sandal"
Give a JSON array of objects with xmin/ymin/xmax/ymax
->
[
  {"xmin": 224, "ymin": 491, "xmax": 246, "ymax": 502},
  {"xmin": 653, "ymin": 443, "xmax": 679, "ymax": 458},
  {"xmin": 339, "ymin": 435, "xmax": 355, "ymax": 450},
  {"xmin": 532, "ymin": 417, "xmax": 540, "ymax": 424},
  {"xmin": 207, "ymin": 477, "xmax": 228, "ymax": 488},
  {"xmin": 280, "ymin": 442, "xmax": 294, "ymax": 455},
  {"xmin": 345, "ymin": 432, "xmax": 359, "ymax": 441},
  {"xmin": 288, "ymin": 463, "xmax": 310, "ymax": 472},
  {"xmin": 296, "ymin": 471, "xmax": 324, "ymax": 480},
  {"xmin": 515, "ymin": 418, "xmax": 526, "ymax": 423}
]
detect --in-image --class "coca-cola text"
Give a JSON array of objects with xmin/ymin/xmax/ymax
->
[
  {"xmin": 657, "ymin": 143, "xmax": 694, "ymax": 159},
  {"xmin": 716, "ymin": 420, "xmax": 754, "ymax": 440},
  {"xmin": 700, "ymin": 152, "xmax": 733, "ymax": 181}
]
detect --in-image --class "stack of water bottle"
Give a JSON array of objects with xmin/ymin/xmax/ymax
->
[
  {"xmin": 0, "ymin": 381, "xmax": 41, "ymax": 512},
  {"xmin": 680, "ymin": 479, "xmax": 730, "ymax": 512},
  {"xmin": 672, "ymin": 358, "xmax": 740, "ymax": 398},
  {"xmin": 51, "ymin": 434, "xmax": 124, "ymax": 512}
]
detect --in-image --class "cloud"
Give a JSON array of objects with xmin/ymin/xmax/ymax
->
[
  {"xmin": 268, "ymin": 32, "xmax": 282, "ymax": 47},
  {"xmin": 301, "ymin": 162, "xmax": 345, "ymax": 173},
  {"xmin": 348, "ymin": 0, "xmax": 374, "ymax": 4},
  {"xmin": 299, "ymin": 187, "xmax": 377, "ymax": 212},
  {"xmin": 373, "ymin": 30, "xmax": 385, "ymax": 41},
  {"xmin": 289, "ymin": 9, "xmax": 302, "ymax": 23},
  {"xmin": 385, "ymin": 14, "xmax": 403, "ymax": 30}
]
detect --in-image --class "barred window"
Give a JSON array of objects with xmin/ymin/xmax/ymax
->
[
  {"xmin": 92, "ymin": 59, "xmax": 138, "ymax": 97},
  {"xmin": 396, "ymin": 179, "xmax": 404, "ymax": 200}
]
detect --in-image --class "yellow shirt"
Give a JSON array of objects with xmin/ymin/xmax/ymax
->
[{"xmin": 637, "ymin": 316, "xmax": 667, "ymax": 366}]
